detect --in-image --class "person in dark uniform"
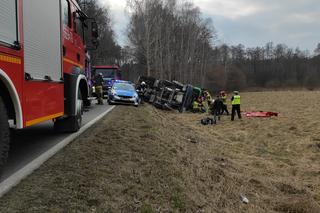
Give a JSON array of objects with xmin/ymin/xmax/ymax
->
[
  {"xmin": 94, "ymin": 73, "xmax": 104, "ymax": 105},
  {"xmin": 231, "ymin": 91, "xmax": 241, "ymax": 121},
  {"xmin": 137, "ymin": 81, "xmax": 147, "ymax": 101},
  {"xmin": 211, "ymin": 96, "xmax": 223, "ymax": 124}
]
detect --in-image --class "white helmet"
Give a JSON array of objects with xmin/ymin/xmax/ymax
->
[{"xmin": 141, "ymin": 81, "xmax": 146, "ymax": 86}]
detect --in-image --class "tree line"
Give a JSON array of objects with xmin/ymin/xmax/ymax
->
[
  {"xmin": 124, "ymin": 0, "xmax": 215, "ymax": 87},
  {"xmin": 78, "ymin": 0, "xmax": 320, "ymax": 91},
  {"xmin": 206, "ymin": 42, "xmax": 320, "ymax": 92},
  {"xmin": 77, "ymin": 0, "xmax": 121, "ymax": 65}
]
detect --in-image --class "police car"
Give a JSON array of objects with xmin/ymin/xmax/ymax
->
[{"xmin": 107, "ymin": 80, "xmax": 140, "ymax": 106}]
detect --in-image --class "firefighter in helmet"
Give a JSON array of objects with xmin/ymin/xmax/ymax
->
[
  {"xmin": 137, "ymin": 81, "xmax": 147, "ymax": 95},
  {"xmin": 137, "ymin": 81, "xmax": 147, "ymax": 103},
  {"xmin": 94, "ymin": 73, "xmax": 104, "ymax": 105}
]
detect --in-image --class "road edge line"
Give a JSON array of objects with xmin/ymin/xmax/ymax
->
[{"xmin": 0, "ymin": 106, "xmax": 115, "ymax": 198}]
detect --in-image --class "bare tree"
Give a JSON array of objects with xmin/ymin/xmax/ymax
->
[
  {"xmin": 124, "ymin": 0, "xmax": 319, "ymax": 91},
  {"xmin": 126, "ymin": 0, "xmax": 216, "ymax": 86},
  {"xmin": 78, "ymin": 0, "xmax": 121, "ymax": 65}
]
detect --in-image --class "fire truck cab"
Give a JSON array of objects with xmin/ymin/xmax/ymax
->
[{"xmin": 0, "ymin": 0, "xmax": 98, "ymax": 171}]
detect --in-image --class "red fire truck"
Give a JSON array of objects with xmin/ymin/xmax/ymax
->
[
  {"xmin": 0, "ymin": 0, "xmax": 98, "ymax": 170},
  {"xmin": 92, "ymin": 65, "xmax": 121, "ymax": 97}
]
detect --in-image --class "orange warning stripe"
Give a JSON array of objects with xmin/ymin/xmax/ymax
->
[
  {"xmin": 63, "ymin": 58, "xmax": 83, "ymax": 69},
  {"xmin": 0, "ymin": 54, "xmax": 21, "ymax": 64},
  {"xmin": 26, "ymin": 112, "xmax": 64, "ymax": 127}
]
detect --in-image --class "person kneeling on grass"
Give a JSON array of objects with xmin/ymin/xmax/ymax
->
[{"xmin": 192, "ymin": 97, "xmax": 206, "ymax": 113}]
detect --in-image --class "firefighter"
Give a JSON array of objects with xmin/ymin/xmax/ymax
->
[
  {"xmin": 220, "ymin": 91, "xmax": 229, "ymax": 115},
  {"xmin": 203, "ymin": 90, "xmax": 213, "ymax": 112},
  {"xmin": 192, "ymin": 100, "xmax": 200, "ymax": 112},
  {"xmin": 231, "ymin": 91, "xmax": 241, "ymax": 121},
  {"xmin": 204, "ymin": 90, "xmax": 212, "ymax": 103},
  {"xmin": 94, "ymin": 73, "xmax": 104, "ymax": 105},
  {"xmin": 137, "ymin": 81, "xmax": 147, "ymax": 101},
  {"xmin": 140, "ymin": 81, "xmax": 146, "ymax": 90},
  {"xmin": 137, "ymin": 81, "xmax": 146, "ymax": 91},
  {"xmin": 192, "ymin": 97, "xmax": 206, "ymax": 113}
]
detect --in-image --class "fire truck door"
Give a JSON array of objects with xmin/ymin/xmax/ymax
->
[{"xmin": 22, "ymin": 0, "xmax": 64, "ymax": 126}]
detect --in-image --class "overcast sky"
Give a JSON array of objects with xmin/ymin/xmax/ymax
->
[{"xmin": 100, "ymin": 0, "xmax": 320, "ymax": 51}]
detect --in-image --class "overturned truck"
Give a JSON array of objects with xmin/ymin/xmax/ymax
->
[{"xmin": 137, "ymin": 76, "xmax": 202, "ymax": 112}]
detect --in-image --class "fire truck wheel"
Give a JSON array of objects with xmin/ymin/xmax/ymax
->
[
  {"xmin": 83, "ymin": 98, "xmax": 91, "ymax": 107},
  {"xmin": 0, "ymin": 96, "xmax": 10, "ymax": 174},
  {"xmin": 73, "ymin": 90, "xmax": 83, "ymax": 131},
  {"xmin": 54, "ymin": 90, "xmax": 83, "ymax": 132}
]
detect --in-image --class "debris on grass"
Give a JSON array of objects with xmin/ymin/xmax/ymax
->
[{"xmin": 240, "ymin": 194, "xmax": 249, "ymax": 204}]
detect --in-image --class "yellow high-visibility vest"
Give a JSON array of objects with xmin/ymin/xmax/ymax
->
[
  {"xmin": 193, "ymin": 101, "xmax": 199, "ymax": 109},
  {"xmin": 232, "ymin": 95, "xmax": 241, "ymax": 105},
  {"xmin": 222, "ymin": 95, "xmax": 227, "ymax": 104},
  {"xmin": 206, "ymin": 94, "xmax": 212, "ymax": 102}
]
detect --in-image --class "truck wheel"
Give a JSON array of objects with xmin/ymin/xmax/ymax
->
[
  {"xmin": 0, "ymin": 97, "xmax": 10, "ymax": 173},
  {"xmin": 54, "ymin": 90, "xmax": 83, "ymax": 132},
  {"xmin": 67, "ymin": 89, "xmax": 83, "ymax": 132},
  {"xmin": 83, "ymin": 98, "xmax": 91, "ymax": 107}
]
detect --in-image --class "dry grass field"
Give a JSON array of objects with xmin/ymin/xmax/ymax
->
[
  {"xmin": 165, "ymin": 90, "xmax": 320, "ymax": 212},
  {"xmin": 0, "ymin": 90, "xmax": 319, "ymax": 212}
]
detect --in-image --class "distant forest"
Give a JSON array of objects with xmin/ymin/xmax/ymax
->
[{"xmin": 78, "ymin": 0, "xmax": 320, "ymax": 92}]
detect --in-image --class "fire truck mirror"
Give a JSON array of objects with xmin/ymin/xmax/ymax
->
[
  {"xmin": 92, "ymin": 38, "xmax": 99, "ymax": 46},
  {"xmin": 91, "ymin": 21, "xmax": 99, "ymax": 38},
  {"xmin": 84, "ymin": 19, "xmax": 99, "ymax": 50}
]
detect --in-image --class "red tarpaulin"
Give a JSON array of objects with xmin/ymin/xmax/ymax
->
[{"xmin": 244, "ymin": 111, "xmax": 278, "ymax": 117}]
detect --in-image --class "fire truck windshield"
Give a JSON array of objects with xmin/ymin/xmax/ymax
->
[
  {"xmin": 0, "ymin": 0, "xmax": 18, "ymax": 45},
  {"xmin": 95, "ymin": 68, "xmax": 121, "ymax": 79}
]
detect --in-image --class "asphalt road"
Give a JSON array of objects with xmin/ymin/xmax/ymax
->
[{"xmin": 0, "ymin": 102, "xmax": 113, "ymax": 182}]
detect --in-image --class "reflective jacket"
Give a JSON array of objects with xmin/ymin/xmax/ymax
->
[
  {"xmin": 206, "ymin": 94, "xmax": 212, "ymax": 102},
  {"xmin": 222, "ymin": 95, "xmax": 227, "ymax": 104},
  {"xmin": 193, "ymin": 101, "xmax": 200, "ymax": 109},
  {"xmin": 231, "ymin": 95, "xmax": 241, "ymax": 105}
]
